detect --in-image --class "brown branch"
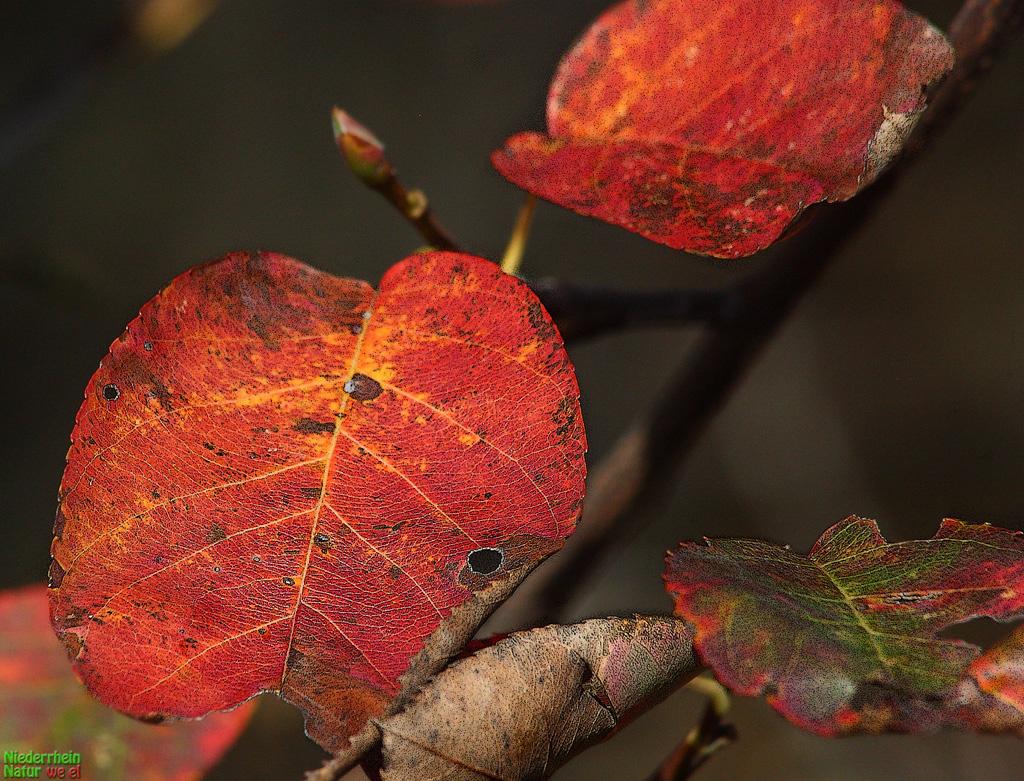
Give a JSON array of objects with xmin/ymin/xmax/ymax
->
[
  {"xmin": 529, "ymin": 277, "xmax": 736, "ymax": 342},
  {"xmin": 514, "ymin": 0, "xmax": 1024, "ymax": 628}
]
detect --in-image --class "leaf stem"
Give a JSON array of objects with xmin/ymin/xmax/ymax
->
[
  {"xmin": 510, "ymin": 0, "xmax": 1024, "ymax": 628},
  {"xmin": 331, "ymin": 107, "xmax": 464, "ymax": 254},
  {"xmin": 500, "ymin": 193, "xmax": 537, "ymax": 275},
  {"xmin": 647, "ymin": 676, "xmax": 737, "ymax": 781}
]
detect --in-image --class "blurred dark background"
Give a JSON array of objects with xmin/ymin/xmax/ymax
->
[{"xmin": 1, "ymin": 1, "xmax": 1022, "ymax": 779}]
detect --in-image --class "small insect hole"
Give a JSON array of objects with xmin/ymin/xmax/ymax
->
[
  {"xmin": 213, "ymin": 566, "xmax": 221, "ymax": 573},
  {"xmin": 143, "ymin": 340, "xmax": 154, "ymax": 351},
  {"xmin": 252, "ymin": 555, "xmax": 261, "ymax": 563},
  {"xmin": 282, "ymin": 576, "xmax": 295, "ymax": 586},
  {"xmin": 102, "ymin": 384, "xmax": 120, "ymax": 401},
  {"xmin": 467, "ymin": 547, "xmax": 504, "ymax": 575}
]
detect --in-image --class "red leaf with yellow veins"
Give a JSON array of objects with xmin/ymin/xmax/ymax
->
[
  {"xmin": 665, "ymin": 517, "xmax": 1024, "ymax": 735},
  {"xmin": 492, "ymin": 0, "xmax": 954, "ymax": 258},
  {"xmin": 1, "ymin": 584, "xmax": 255, "ymax": 781},
  {"xmin": 49, "ymin": 251, "xmax": 586, "ymax": 758}
]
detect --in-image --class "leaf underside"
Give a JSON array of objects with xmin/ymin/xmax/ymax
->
[{"xmin": 666, "ymin": 516, "xmax": 1024, "ymax": 736}]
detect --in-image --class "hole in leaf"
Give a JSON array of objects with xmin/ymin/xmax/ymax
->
[
  {"xmin": 282, "ymin": 576, "xmax": 295, "ymax": 586},
  {"xmin": 143, "ymin": 340, "xmax": 154, "ymax": 351},
  {"xmin": 939, "ymin": 616, "xmax": 1024, "ymax": 650},
  {"xmin": 102, "ymin": 384, "xmax": 120, "ymax": 401},
  {"xmin": 467, "ymin": 547, "xmax": 503, "ymax": 575}
]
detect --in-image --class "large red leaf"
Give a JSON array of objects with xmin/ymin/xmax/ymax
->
[
  {"xmin": 492, "ymin": 0, "xmax": 954, "ymax": 258},
  {"xmin": 665, "ymin": 517, "xmax": 1024, "ymax": 735},
  {"xmin": 49, "ymin": 251, "xmax": 586, "ymax": 756},
  {"xmin": 1, "ymin": 584, "xmax": 255, "ymax": 781}
]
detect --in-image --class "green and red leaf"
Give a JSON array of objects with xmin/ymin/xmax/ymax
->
[
  {"xmin": 49, "ymin": 251, "xmax": 585, "ymax": 756},
  {"xmin": 1, "ymin": 584, "xmax": 255, "ymax": 781},
  {"xmin": 492, "ymin": 0, "xmax": 954, "ymax": 257},
  {"xmin": 665, "ymin": 517, "xmax": 1024, "ymax": 735}
]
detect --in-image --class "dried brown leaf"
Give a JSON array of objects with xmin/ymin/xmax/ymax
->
[{"xmin": 374, "ymin": 616, "xmax": 699, "ymax": 781}]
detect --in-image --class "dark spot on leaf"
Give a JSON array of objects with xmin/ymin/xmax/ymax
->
[
  {"xmin": 143, "ymin": 340, "xmax": 154, "ymax": 351},
  {"xmin": 58, "ymin": 631, "xmax": 84, "ymax": 659},
  {"xmin": 483, "ymin": 492, "xmax": 492, "ymax": 499},
  {"xmin": 314, "ymin": 532, "xmax": 332, "ymax": 552},
  {"xmin": 258, "ymin": 627, "xmax": 267, "ymax": 634},
  {"xmin": 526, "ymin": 300, "xmax": 557, "ymax": 342},
  {"xmin": 344, "ymin": 373, "xmax": 383, "ymax": 401},
  {"xmin": 388, "ymin": 565, "xmax": 402, "ymax": 580},
  {"xmin": 293, "ymin": 418, "xmax": 335, "ymax": 434},
  {"xmin": 138, "ymin": 713, "xmax": 171, "ymax": 725},
  {"xmin": 207, "ymin": 523, "xmax": 227, "ymax": 544},
  {"xmin": 287, "ymin": 648, "xmax": 308, "ymax": 669},
  {"xmin": 203, "ymin": 441, "xmax": 216, "ymax": 451},
  {"xmin": 282, "ymin": 576, "xmax": 295, "ymax": 586},
  {"xmin": 62, "ymin": 606, "xmax": 89, "ymax": 628},
  {"xmin": 106, "ymin": 350, "xmax": 173, "ymax": 409},
  {"xmin": 102, "ymin": 383, "xmax": 120, "ymax": 401},
  {"xmin": 48, "ymin": 559, "xmax": 65, "ymax": 588},
  {"xmin": 467, "ymin": 547, "xmax": 504, "ymax": 575}
]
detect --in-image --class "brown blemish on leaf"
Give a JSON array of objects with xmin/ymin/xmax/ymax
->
[
  {"xmin": 206, "ymin": 523, "xmax": 227, "ymax": 544},
  {"xmin": 314, "ymin": 532, "xmax": 333, "ymax": 553},
  {"xmin": 293, "ymin": 418, "xmax": 336, "ymax": 435},
  {"xmin": 344, "ymin": 373, "xmax": 383, "ymax": 402},
  {"xmin": 57, "ymin": 630, "xmax": 85, "ymax": 660}
]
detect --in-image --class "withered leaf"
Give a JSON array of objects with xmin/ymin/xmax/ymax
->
[{"xmin": 374, "ymin": 616, "xmax": 699, "ymax": 780}]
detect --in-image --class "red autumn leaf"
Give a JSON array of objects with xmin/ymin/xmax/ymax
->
[
  {"xmin": 0, "ymin": 584, "xmax": 255, "ymax": 781},
  {"xmin": 665, "ymin": 516, "xmax": 1024, "ymax": 735},
  {"xmin": 49, "ymin": 251, "xmax": 586, "ymax": 758},
  {"xmin": 491, "ymin": 0, "xmax": 954, "ymax": 258}
]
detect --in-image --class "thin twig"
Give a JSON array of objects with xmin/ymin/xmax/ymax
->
[
  {"xmin": 332, "ymin": 108, "xmax": 464, "ymax": 253},
  {"xmin": 500, "ymin": 193, "xmax": 537, "ymax": 275},
  {"xmin": 647, "ymin": 676, "xmax": 736, "ymax": 781},
  {"xmin": 514, "ymin": 0, "xmax": 1024, "ymax": 627}
]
